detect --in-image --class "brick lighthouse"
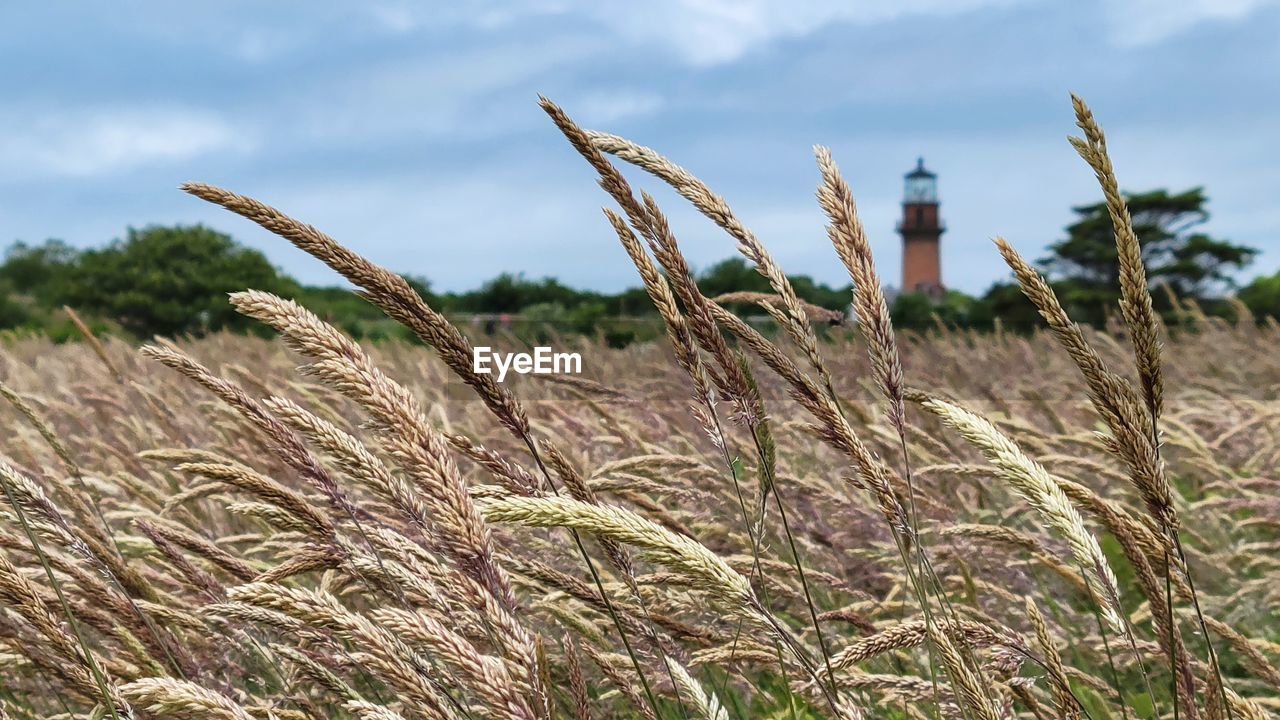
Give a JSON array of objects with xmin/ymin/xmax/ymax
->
[{"xmin": 897, "ymin": 158, "xmax": 945, "ymax": 300}]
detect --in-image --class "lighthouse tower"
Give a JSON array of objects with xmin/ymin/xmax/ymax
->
[{"xmin": 897, "ymin": 158, "xmax": 945, "ymax": 300}]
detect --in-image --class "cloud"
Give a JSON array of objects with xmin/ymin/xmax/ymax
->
[
  {"xmin": 1102, "ymin": 0, "xmax": 1280, "ymax": 46},
  {"xmin": 585, "ymin": 0, "xmax": 1280, "ymax": 64},
  {"xmin": 317, "ymin": 1, "xmax": 1280, "ymax": 78},
  {"xmin": 569, "ymin": 90, "xmax": 665, "ymax": 124},
  {"xmin": 0, "ymin": 0, "xmax": 1274, "ymax": 295},
  {"xmin": 593, "ymin": 0, "xmax": 1027, "ymax": 66},
  {"xmin": 351, "ymin": 0, "xmax": 1028, "ymax": 66},
  {"xmin": 279, "ymin": 34, "xmax": 602, "ymax": 144},
  {"xmin": 245, "ymin": 170, "xmax": 641, "ymax": 291},
  {"xmin": 231, "ymin": 27, "xmax": 301, "ymax": 64},
  {"xmin": 369, "ymin": 4, "xmax": 418, "ymax": 34},
  {"xmin": 0, "ymin": 109, "xmax": 249, "ymax": 180}
]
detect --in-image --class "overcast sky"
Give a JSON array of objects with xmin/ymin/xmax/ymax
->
[{"xmin": 2, "ymin": 1, "xmax": 1277, "ymax": 294}]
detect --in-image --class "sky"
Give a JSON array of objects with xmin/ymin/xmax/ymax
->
[{"xmin": 2, "ymin": 1, "xmax": 1278, "ymax": 295}]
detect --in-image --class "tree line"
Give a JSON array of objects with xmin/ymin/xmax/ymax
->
[{"xmin": 2, "ymin": 186, "xmax": 1276, "ymax": 345}]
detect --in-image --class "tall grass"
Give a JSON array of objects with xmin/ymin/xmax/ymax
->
[{"xmin": 0, "ymin": 97, "xmax": 1277, "ymax": 720}]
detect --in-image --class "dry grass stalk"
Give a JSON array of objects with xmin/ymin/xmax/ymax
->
[
  {"xmin": 711, "ymin": 292, "xmax": 844, "ymax": 326},
  {"xmin": 586, "ymin": 129, "xmax": 834, "ymax": 396},
  {"xmin": 1024, "ymin": 599, "xmax": 1079, "ymax": 720},
  {"xmin": 181, "ymin": 182, "xmax": 532, "ymax": 440},
  {"xmin": 664, "ymin": 656, "xmax": 729, "ymax": 720},
  {"xmin": 228, "ymin": 291, "xmax": 518, "ymax": 611},
  {"xmin": 542, "ymin": 99, "xmax": 753, "ymax": 423},
  {"xmin": 814, "ymin": 146, "xmax": 905, "ymax": 433},
  {"xmin": 63, "ymin": 305, "xmax": 125, "ymax": 383},
  {"xmin": 481, "ymin": 496, "xmax": 754, "ymax": 615},
  {"xmin": 922, "ymin": 397, "xmax": 1125, "ymax": 635},
  {"xmin": 119, "ymin": 678, "xmax": 252, "ymax": 720},
  {"xmin": 993, "ymin": 237, "xmax": 1177, "ymax": 533},
  {"xmin": 1068, "ymin": 95, "xmax": 1163, "ymax": 420}
]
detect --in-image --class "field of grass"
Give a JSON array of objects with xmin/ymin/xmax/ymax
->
[{"xmin": 0, "ymin": 97, "xmax": 1277, "ymax": 720}]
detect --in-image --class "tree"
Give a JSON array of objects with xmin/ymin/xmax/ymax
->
[
  {"xmin": 975, "ymin": 282, "xmax": 1043, "ymax": 331},
  {"xmin": 889, "ymin": 292, "xmax": 935, "ymax": 330},
  {"xmin": 1040, "ymin": 188, "xmax": 1255, "ymax": 324},
  {"xmin": 698, "ymin": 257, "xmax": 849, "ymax": 310},
  {"xmin": 1239, "ymin": 271, "xmax": 1280, "ymax": 321},
  {"xmin": 0, "ymin": 240, "xmax": 80, "ymax": 305},
  {"xmin": 698, "ymin": 257, "xmax": 773, "ymax": 297},
  {"xmin": 61, "ymin": 225, "xmax": 299, "ymax": 337},
  {"xmin": 450, "ymin": 273, "xmax": 601, "ymax": 314},
  {"xmin": 604, "ymin": 287, "xmax": 657, "ymax": 316},
  {"xmin": 401, "ymin": 274, "xmax": 436, "ymax": 305},
  {"xmin": 891, "ymin": 289, "xmax": 987, "ymax": 330}
]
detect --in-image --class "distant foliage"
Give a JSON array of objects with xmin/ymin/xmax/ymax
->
[
  {"xmin": 891, "ymin": 289, "xmax": 987, "ymax": 330},
  {"xmin": 64, "ymin": 225, "xmax": 300, "ymax": 337},
  {"xmin": 0, "ymin": 227, "xmax": 298, "ymax": 337},
  {"xmin": 0, "ymin": 233, "xmax": 856, "ymax": 342},
  {"xmin": 1, "ymin": 184, "xmax": 1266, "ymax": 343},
  {"xmin": 1038, "ymin": 188, "xmax": 1255, "ymax": 324},
  {"xmin": 1239, "ymin": 270, "xmax": 1280, "ymax": 320}
]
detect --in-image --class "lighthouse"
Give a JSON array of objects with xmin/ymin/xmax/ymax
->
[{"xmin": 897, "ymin": 158, "xmax": 945, "ymax": 300}]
